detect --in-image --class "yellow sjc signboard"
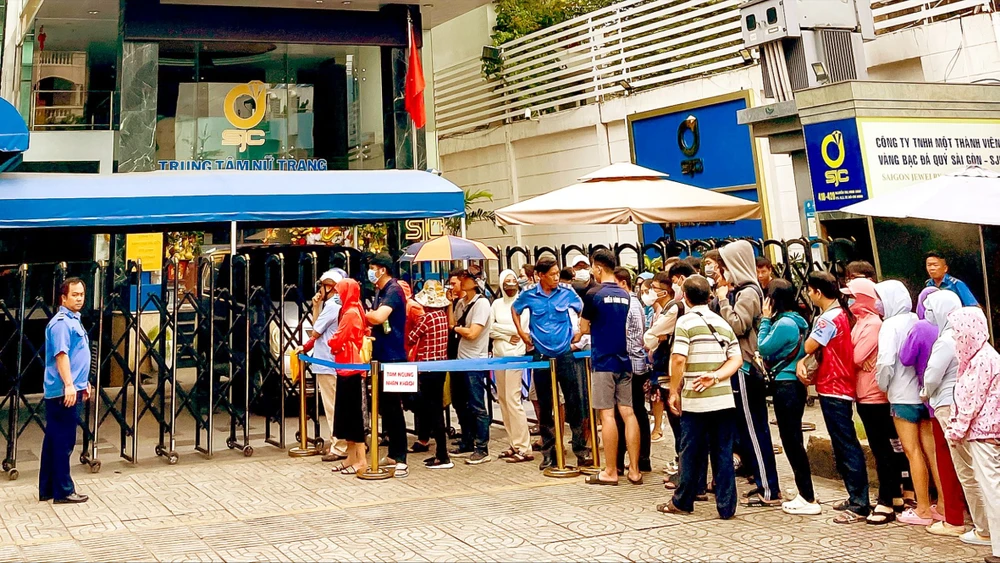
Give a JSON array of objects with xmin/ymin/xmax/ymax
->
[{"xmin": 126, "ymin": 233, "xmax": 164, "ymax": 272}]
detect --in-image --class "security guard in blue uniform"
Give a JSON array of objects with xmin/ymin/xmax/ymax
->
[{"xmin": 39, "ymin": 277, "xmax": 91, "ymax": 504}]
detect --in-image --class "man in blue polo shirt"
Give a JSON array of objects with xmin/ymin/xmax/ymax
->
[
  {"xmin": 925, "ymin": 251, "xmax": 979, "ymax": 307},
  {"xmin": 580, "ymin": 250, "xmax": 642, "ymax": 485},
  {"xmin": 512, "ymin": 257, "xmax": 592, "ymax": 470},
  {"xmin": 40, "ymin": 277, "xmax": 91, "ymax": 504}
]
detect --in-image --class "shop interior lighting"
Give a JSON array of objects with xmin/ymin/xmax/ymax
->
[
  {"xmin": 811, "ymin": 62, "xmax": 829, "ymax": 84},
  {"xmin": 89, "ymin": 10, "xmax": 100, "ymax": 14}
]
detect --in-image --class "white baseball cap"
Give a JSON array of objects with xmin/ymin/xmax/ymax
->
[
  {"xmin": 568, "ymin": 254, "xmax": 590, "ymax": 267},
  {"xmin": 319, "ymin": 270, "xmax": 344, "ymax": 284}
]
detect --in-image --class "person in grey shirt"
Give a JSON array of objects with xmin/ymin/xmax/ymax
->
[{"xmin": 450, "ymin": 269, "xmax": 494, "ymax": 465}]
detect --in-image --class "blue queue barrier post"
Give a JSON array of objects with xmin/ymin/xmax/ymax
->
[
  {"xmin": 580, "ymin": 356, "xmax": 601, "ymax": 476},
  {"xmin": 358, "ymin": 361, "xmax": 393, "ymax": 481},
  {"xmin": 288, "ymin": 351, "xmax": 320, "ymax": 458},
  {"xmin": 544, "ymin": 357, "xmax": 581, "ymax": 479}
]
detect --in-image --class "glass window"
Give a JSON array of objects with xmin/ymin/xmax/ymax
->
[
  {"xmin": 156, "ymin": 42, "xmax": 385, "ymax": 171},
  {"xmin": 766, "ymin": 8, "xmax": 778, "ymax": 25},
  {"xmin": 745, "ymin": 14, "xmax": 757, "ymax": 31}
]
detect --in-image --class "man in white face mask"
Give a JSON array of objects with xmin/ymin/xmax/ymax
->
[{"xmin": 569, "ymin": 253, "xmax": 598, "ymax": 301}]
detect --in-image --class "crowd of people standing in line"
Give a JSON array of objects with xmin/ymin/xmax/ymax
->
[{"xmin": 297, "ymin": 247, "xmax": 1000, "ymax": 563}]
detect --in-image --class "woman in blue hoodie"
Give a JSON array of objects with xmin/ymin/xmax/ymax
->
[{"xmin": 757, "ymin": 279, "xmax": 819, "ymax": 515}]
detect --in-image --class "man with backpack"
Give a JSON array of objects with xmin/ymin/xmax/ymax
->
[{"xmin": 716, "ymin": 240, "xmax": 782, "ymax": 507}]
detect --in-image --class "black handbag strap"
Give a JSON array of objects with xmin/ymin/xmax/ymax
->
[
  {"xmin": 767, "ymin": 320, "xmax": 807, "ymax": 376},
  {"xmin": 692, "ymin": 312, "xmax": 727, "ymax": 350}
]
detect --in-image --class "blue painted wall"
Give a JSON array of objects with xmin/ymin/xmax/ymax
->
[{"xmin": 631, "ymin": 95, "xmax": 762, "ymax": 246}]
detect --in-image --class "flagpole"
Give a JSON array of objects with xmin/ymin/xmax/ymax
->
[{"xmin": 408, "ymin": 13, "xmax": 419, "ymax": 171}]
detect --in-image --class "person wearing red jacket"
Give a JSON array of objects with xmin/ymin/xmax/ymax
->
[
  {"xmin": 328, "ymin": 279, "xmax": 370, "ymax": 475},
  {"xmin": 797, "ymin": 272, "xmax": 870, "ymax": 524}
]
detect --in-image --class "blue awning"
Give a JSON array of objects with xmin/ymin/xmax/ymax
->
[
  {"xmin": 0, "ymin": 169, "xmax": 465, "ymax": 228},
  {"xmin": 0, "ymin": 96, "xmax": 28, "ymax": 173}
]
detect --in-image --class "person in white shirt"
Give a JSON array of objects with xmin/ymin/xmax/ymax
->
[
  {"xmin": 302, "ymin": 269, "xmax": 347, "ymax": 462},
  {"xmin": 490, "ymin": 269, "xmax": 534, "ymax": 463}
]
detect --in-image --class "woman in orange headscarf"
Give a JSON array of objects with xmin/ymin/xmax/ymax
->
[{"xmin": 328, "ymin": 278, "xmax": 370, "ymax": 475}]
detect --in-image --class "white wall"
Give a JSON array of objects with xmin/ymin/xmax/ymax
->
[
  {"xmin": 2, "ymin": 0, "xmax": 28, "ymax": 103},
  {"xmin": 866, "ymin": 13, "xmax": 1000, "ymax": 84},
  {"xmin": 23, "ymin": 130, "xmax": 116, "ymax": 173},
  {"xmin": 435, "ymin": 63, "xmax": 803, "ymax": 253}
]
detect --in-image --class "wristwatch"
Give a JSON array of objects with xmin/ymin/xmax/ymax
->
[{"xmin": 713, "ymin": 375, "xmax": 720, "ymax": 385}]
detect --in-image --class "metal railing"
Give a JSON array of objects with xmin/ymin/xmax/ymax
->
[
  {"xmin": 29, "ymin": 89, "xmax": 115, "ymax": 131},
  {"xmin": 434, "ymin": 0, "xmax": 992, "ymax": 136}
]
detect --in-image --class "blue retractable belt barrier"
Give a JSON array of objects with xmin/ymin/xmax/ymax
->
[
  {"xmin": 300, "ymin": 351, "xmax": 586, "ymax": 373},
  {"xmin": 297, "ymin": 356, "xmax": 371, "ymax": 372}
]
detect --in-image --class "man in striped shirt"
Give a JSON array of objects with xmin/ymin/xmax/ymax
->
[{"xmin": 657, "ymin": 275, "xmax": 743, "ymax": 520}]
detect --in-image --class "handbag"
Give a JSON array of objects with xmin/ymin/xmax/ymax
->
[
  {"xmin": 360, "ymin": 336, "xmax": 374, "ymax": 364},
  {"xmin": 760, "ymin": 322, "xmax": 807, "ymax": 395}
]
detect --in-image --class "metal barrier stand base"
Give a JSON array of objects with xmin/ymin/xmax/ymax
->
[
  {"xmin": 543, "ymin": 466, "xmax": 581, "ymax": 478},
  {"xmin": 357, "ymin": 467, "xmax": 394, "ymax": 481}
]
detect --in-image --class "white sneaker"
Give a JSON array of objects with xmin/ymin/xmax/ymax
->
[
  {"xmin": 960, "ymin": 529, "xmax": 991, "ymax": 546},
  {"xmin": 782, "ymin": 494, "xmax": 822, "ymax": 516}
]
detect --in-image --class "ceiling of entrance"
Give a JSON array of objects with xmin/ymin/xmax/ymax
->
[{"xmin": 159, "ymin": 0, "xmax": 490, "ymax": 27}]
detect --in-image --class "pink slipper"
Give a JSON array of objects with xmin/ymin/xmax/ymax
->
[
  {"xmin": 898, "ymin": 508, "xmax": 934, "ymax": 526},
  {"xmin": 930, "ymin": 505, "xmax": 946, "ymax": 522}
]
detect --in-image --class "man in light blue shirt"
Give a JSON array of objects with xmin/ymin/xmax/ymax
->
[
  {"xmin": 40, "ymin": 277, "xmax": 91, "ymax": 504},
  {"xmin": 925, "ymin": 252, "xmax": 979, "ymax": 307},
  {"xmin": 512, "ymin": 257, "xmax": 592, "ymax": 470}
]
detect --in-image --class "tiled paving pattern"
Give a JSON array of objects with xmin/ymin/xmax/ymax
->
[{"xmin": 0, "ymin": 418, "xmax": 993, "ymax": 562}]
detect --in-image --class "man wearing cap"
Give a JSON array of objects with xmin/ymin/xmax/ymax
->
[
  {"xmin": 301, "ymin": 269, "xmax": 348, "ymax": 462},
  {"xmin": 365, "ymin": 253, "xmax": 410, "ymax": 478},
  {"xmin": 569, "ymin": 253, "xmax": 598, "ymax": 301}
]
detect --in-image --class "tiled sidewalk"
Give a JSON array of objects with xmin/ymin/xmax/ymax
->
[{"xmin": 0, "ymin": 431, "xmax": 990, "ymax": 563}]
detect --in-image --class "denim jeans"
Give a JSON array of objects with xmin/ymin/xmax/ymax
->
[
  {"xmin": 533, "ymin": 351, "xmax": 588, "ymax": 460},
  {"xmin": 819, "ymin": 396, "xmax": 871, "ymax": 515},
  {"xmin": 772, "ymin": 380, "xmax": 815, "ymax": 502},
  {"xmin": 672, "ymin": 408, "xmax": 737, "ymax": 519},
  {"xmin": 454, "ymin": 370, "xmax": 491, "ymax": 454}
]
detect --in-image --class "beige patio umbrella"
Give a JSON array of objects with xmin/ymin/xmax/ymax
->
[{"xmin": 494, "ymin": 163, "xmax": 762, "ymax": 226}]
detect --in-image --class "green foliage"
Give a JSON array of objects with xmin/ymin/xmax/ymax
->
[
  {"xmin": 485, "ymin": 0, "xmax": 619, "ymax": 77},
  {"xmin": 446, "ymin": 189, "xmax": 507, "ymax": 235}
]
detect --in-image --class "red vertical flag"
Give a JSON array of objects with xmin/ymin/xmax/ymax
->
[{"xmin": 405, "ymin": 24, "xmax": 426, "ymax": 129}]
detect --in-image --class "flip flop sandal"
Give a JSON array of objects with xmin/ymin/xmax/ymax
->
[
  {"xmin": 866, "ymin": 510, "xmax": 896, "ymax": 525},
  {"xmin": 627, "ymin": 474, "xmax": 643, "ymax": 485},
  {"xmin": 331, "ymin": 463, "xmax": 348, "ymax": 472},
  {"xmin": 341, "ymin": 466, "xmax": 361, "ymax": 475},
  {"xmin": 742, "ymin": 487, "xmax": 763, "ymax": 499},
  {"xmin": 801, "ymin": 422, "xmax": 817, "ymax": 431},
  {"xmin": 832, "ymin": 499, "xmax": 851, "ymax": 511},
  {"xmin": 741, "ymin": 495, "xmax": 783, "ymax": 508},
  {"xmin": 498, "ymin": 448, "xmax": 516, "ymax": 459},
  {"xmin": 505, "ymin": 452, "xmax": 534, "ymax": 463},
  {"xmin": 834, "ymin": 510, "xmax": 867, "ymax": 524},
  {"xmin": 585, "ymin": 474, "xmax": 619, "ymax": 486}
]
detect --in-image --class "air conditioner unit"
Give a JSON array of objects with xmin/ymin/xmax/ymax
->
[{"xmin": 740, "ymin": 0, "xmax": 875, "ymax": 102}]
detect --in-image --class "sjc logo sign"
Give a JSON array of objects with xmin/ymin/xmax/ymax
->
[
  {"xmin": 222, "ymin": 81, "xmax": 268, "ymax": 152},
  {"xmin": 821, "ymin": 131, "xmax": 849, "ymax": 188},
  {"xmin": 804, "ymin": 118, "xmax": 868, "ymax": 212}
]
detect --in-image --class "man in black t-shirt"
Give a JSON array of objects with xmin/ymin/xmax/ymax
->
[{"xmin": 365, "ymin": 253, "xmax": 409, "ymax": 478}]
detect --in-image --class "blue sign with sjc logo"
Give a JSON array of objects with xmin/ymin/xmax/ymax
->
[
  {"xmin": 631, "ymin": 95, "xmax": 761, "ymax": 242},
  {"xmin": 804, "ymin": 118, "xmax": 869, "ymax": 212}
]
